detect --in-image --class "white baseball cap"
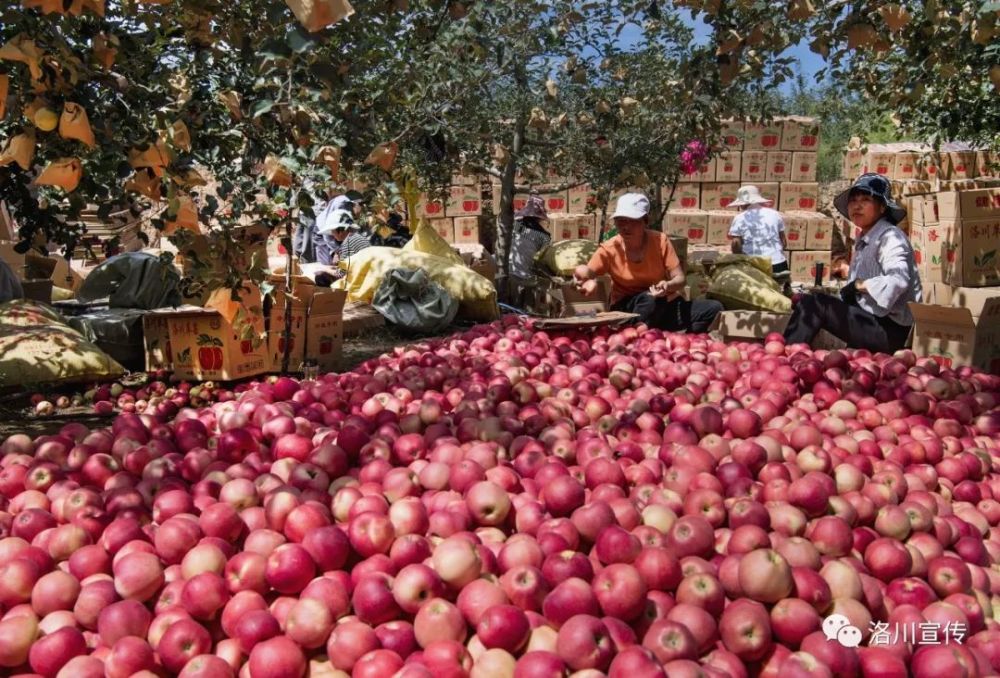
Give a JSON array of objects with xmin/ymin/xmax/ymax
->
[{"xmin": 612, "ymin": 193, "xmax": 650, "ymax": 220}]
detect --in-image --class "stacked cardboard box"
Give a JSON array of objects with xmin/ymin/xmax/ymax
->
[
  {"xmin": 412, "ymin": 178, "xmax": 486, "ymax": 244},
  {"xmin": 844, "ymin": 142, "xmax": 999, "ymax": 184}
]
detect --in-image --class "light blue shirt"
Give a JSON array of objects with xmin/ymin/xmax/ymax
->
[{"xmin": 848, "ymin": 218, "xmax": 923, "ymax": 326}]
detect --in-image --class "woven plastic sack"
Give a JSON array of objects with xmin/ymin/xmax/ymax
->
[
  {"xmin": 0, "ymin": 299, "xmax": 125, "ymax": 388},
  {"xmin": 707, "ymin": 265, "xmax": 791, "ymax": 313},
  {"xmin": 373, "ymin": 268, "xmax": 459, "ymax": 334},
  {"xmin": 403, "ymin": 220, "xmax": 464, "ymax": 265},
  {"xmin": 539, "ymin": 239, "xmax": 599, "ymax": 276},
  {"xmin": 714, "ymin": 253, "xmax": 774, "ymax": 277},
  {"xmin": 333, "ymin": 247, "xmax": 498, "ymax": 321}
]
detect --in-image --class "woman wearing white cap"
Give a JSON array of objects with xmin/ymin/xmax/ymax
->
[
  {"xmin": 727, "ymin": 185, "xmax": 788, "ymax": 278},
  {"xmin": 574, "ymin": 193, "xmax": 723, "ymax": 333}
]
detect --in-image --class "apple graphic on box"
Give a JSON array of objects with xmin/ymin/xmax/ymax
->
[
  {"xmin": 800, "ymin": 164, "xmax": 810, "ymax": 172},
  {"xmin": 788, "ymin": 232, "xmax": 800, "ymax": 241},
  {"xmin": 749, "ymin": 164, "xmax": 761, "ymax": 173},
  {"xmin": 802, "ymin": 135, "xmax": 818, "ymax": 147},
  {"xmin": 726, "ymin": 135, "xmax": 738, "ymax": 145},
  {"xmin": 681, "ymin": 197, "xmax": 697, "ymax": 207},
  {"xmin": 426, "ymin": 202, "xmax": 443, "ymax": 215},
  {"xmin": 463, "ymin": 200, "xmax": 480, "ymax": 211},
  {"xmin": 914, "ymin": 250, "xmax": 923, "ymax": 264},
  {"xmin": 689, "ymin": 228, "xmax": 704, "ymax": 239},
  {"xmin": 774, "ymin": 164, "xmax": 785, "ymax": 174},
  {"xmin": 814, "ymin": 230, "xmax": 826, "ymax": 240},
  {"xmin": 799, "ymin": 198, "xmax": 816, "ymax": 209},
  {"xmin": 762, "ymin": 134, "xmax": 779, "ymax": 147},
  {"xmin": 721, "ymin": 198, "xmax": 732, "ymax": 207},
  {"xmin": 549, "ymin": 198, "xmax": 565, "ymax": 210},
  {"xmin": 877, "ymin": 164, "xmax": 889, "ymax": 173},
  {"xmin": 724, "ymin": 163, "xmax": 734, "ymax": 172}
]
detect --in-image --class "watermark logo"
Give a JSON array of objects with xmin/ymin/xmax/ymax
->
[{"xmin": 824, "ymin": 614, "xmax": 967, "ymax": 648}]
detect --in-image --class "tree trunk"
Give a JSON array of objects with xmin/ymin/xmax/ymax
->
[
  {"xmin": 647, "ymin": 182, "xmax": 663, "ymax": 231},
  {"xmin": 597, "ymin": 202, "xmax": 609, "ymax": 242},
  {"xmin": 280, "ymin": 215, "xmax": 294, "ymax": 375},
  {"xmin": 658, "ymin": 173, "xmax": 680, "ymax": 230},
  {"xmin": 496, "ymin": 120, "xmax": 525, "ymax": 303}
]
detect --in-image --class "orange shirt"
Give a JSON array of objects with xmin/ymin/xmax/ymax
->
[{"xmin": 587, "ymin": 231, "xmax": 681, "ymax": 305}]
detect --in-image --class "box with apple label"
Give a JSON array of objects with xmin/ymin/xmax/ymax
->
[
  {"xmin": 744, "ymin": 121, "xmax": 783, "ymax": 150},
  {"xmin": 781, "ymin": 211, "xmax": 809, "ymax": 251},
  {"xmin": 779, "ymin": 182, "xmax": 819, "ymax": 212},
  {"xmin": 937, "ymin": 189, "xmax": 1000, "ymax": 287},
  {"xmin": 568, "ymin": 185, "xmax": 596, "ymax": 213},
  {"xmin": 678, "ymin": 157, "xmax": 716, "ymax": 183},
  {"xmin": 976, "ymin": 151, "xmax": 996, "ymax": 178},
  {"xmin": 864, "ymin": 152, "xmax": 895, "ymax": 176},
  {"xmin": 666, "ymin": 210, "xmax": 708, "ymax": 245},
  {"xmin": 757, "ymin": 182, "xmax": 780, "ymax": 207},
  {"xmin": 268, "ymin": 278, "xmax": 348, "ymax": 373},
  {"xmin": 892, "ymin": 152, "xmax": 920, "ymax": 181},
  {"xmin": 706, "ymin": 211, "xmax": 734, "ymax": 246},
  {"xmin": 715, "ymin": 152, "xmax": 742, "ymax": 182},
  {"xmin": 543, "ymin": 190, "xmax": 569, "ymax": 214},
  {"xmin": 766, "ymin": 151, "xmax": 792, "ymax": 182},
  {"xmin": 805, "ymin": 213, "xmax": 834, "ymax": 250},
  {"xmin": 790, "ymin": 251, "xmax": 832, "ymax": 284},
  {"xmin": 576, "ymin": 214, "xmax": 597, "ymax": 241},
  {"xmin": 780, "ymin": 116, "xmax": 819, "ymax": 151},
  {"xmin": 415, "ymin": 193, "xmax": 447, "ymax": 219},
  {"xmin": 446, "ymin": 185, "xmax": 482, "ymax": 217},
  {"xmin": 791, "ymin": 152, "xmax": 817, "ymax": 182},
  {"xmin": 843, "ymin": 149, "xmax": 864, "ymax": 180},
  {"xmin": 720, "ymin": 120, "xmax": 745, "ymax": 150},
  {"xmin": 664, "ymin": 183, "xmax": 700, "ymax": 210},
  {"xmin": 429, "ymin": 218, "xmax": 454, "ymax": 242},
  {"xmin": 920, "ymin": 152, "xmax": 943, "ymax": 181},
  {"xmin": 451, "ymin": 173, "xmax": 478, "ymax": 186},
  {"xmin": 920, "ymin": 224, "xmax": 948, "ymax": 283},
  {"xmin": 701, "ymin": 183, "xmax": 739, "ymax": 211},
  {"xmin": 741, "ymin": 151, "xmax": 768, "ymax": 182},
  {"xmin": 949, "ymin": 151, "xmax": 978, "ymax": 180},
  {"xmin": 909, "ymin": 285, "xmax": 1000, "ymax": 374},
  {"xmin": 453, "ymin": 217, "xmax": 481, "ymax": 245}
]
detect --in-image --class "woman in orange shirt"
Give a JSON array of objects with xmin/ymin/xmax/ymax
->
[{"xmin": 574, "ymin": 193, "xmax": 723, "ymax": 333}]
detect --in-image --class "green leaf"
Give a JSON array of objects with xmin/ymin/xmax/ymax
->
[
  {"xmin": 288, "ymin": 27, "xmax": 316, "ymax": 54},
  {"xmin": 252, "ymin": 100, "xmax": 277, "ymax": 118}
]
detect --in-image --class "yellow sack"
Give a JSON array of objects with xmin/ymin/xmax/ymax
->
[
  {"xmin": 334, "ymin": 247, "xmax": 498, "ymax": 321},
  {"xmin": 59, "ymin": 102, "xmax": 96, "ymax": 148},
  {"xmin": 0, "ymin": 300, "xmax": 125, "ymax": 388},
  {"xmin": 285, "ymin": 0, "xmax": 355, "ymax": 32},
  {"xmin": 52, "ymin": 286, "xmax": 74, "ymax": 302},
  {"xmin": 35, "ymin": 158, "xmax": 83, "ymax": 192},
  {"xmin": 707, "ymin": 265, "xmax": 791, "ymax": 313},
  {"xmin": 715, "ymin": 253, "xmax": 773, "ymax": 277},
  {"xmin": 0, "ymin": 132, "xmax": 36, "ymax": 171},
  {"xmin": 403, "ymin": 220, "xmax": 464, "ymax": 265},
  {"xmin": 540, "ymin": 239, "xmax": 599, "ymax": 276}
]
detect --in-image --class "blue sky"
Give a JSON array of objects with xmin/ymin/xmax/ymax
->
[{"xmin": 617, "ymin": 14, "xmax": 827, "ymax": 92}]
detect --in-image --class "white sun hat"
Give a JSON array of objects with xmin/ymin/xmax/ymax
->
[
  {"xmin": 729, "ymin": 185, "xmax": 772, "ymax": 208},
  {"xmin": 612, "ymin": 193, "xmax": 650, "ymax": 220}
]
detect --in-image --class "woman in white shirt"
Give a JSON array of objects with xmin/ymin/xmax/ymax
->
[
  {"xmin": 783, "ymin": 174, "xmax": 922, "ymax": 353},
  {"xmin": 727, "ymin": 185, "xmax": 788, "ymax": 277}
]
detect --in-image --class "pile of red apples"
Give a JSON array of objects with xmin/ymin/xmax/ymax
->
[{"xmin": 1, "ymin": 316, "xmax": 999, "ymax": 678}]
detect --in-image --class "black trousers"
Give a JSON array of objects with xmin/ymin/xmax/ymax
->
[
  {"xmin": 783, "ymin": 293, "xmax": 911, "ymax": 354},
  {"xmin": 613, "ymin": 292, "xmax": 723, "ymax": 334}
]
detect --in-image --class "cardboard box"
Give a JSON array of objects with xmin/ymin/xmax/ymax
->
[
  {"xmin": 937, "ymin": 189, "xmax": 1000, "ymax": 287},
  {"xmin": 741, "ymin": 151, "xmax": 768, "ymax": 182},
  {"xmin": 779, "ymin": 182, "xmax": 819, "ymax": 212},
  {"xmin": 429, "ymin": 218, "xmax": 454, "ymax": 242},
  {"xmin": 453, "ymin": 217, "xmax": 481, "ymax": 245},
  {"xmin": 706, "ymin": 211, "xmax": 733, "ymax": 246},
  {"xmin": 549, "ymin": 216, "xmax": 579, "ymax": 243},
  {"xmin": 543, "ymin": 191, "xmax": 569, "ymax": 214},
  {"xmin": 892, "ymin": 152, "xmax": 920, "ymax": 181},
  {"xmin": 715, "ymin": 152, "xmax": 742, "ymax": 182},
  {"xmin": 0, "ymin": 241, "xmax": 26, "ymax": 279},
  {"xmin": 977, "ymin": 150, "xmax": 995, "ymax": 178},
  {"xmin": 911, "ymin": 225, "xmax": 926, "ymax": 277},
  {"xmin": 805, "ymin": 212, "xmax": 834, "ymax": 251},
  {"xmin": 920, "ymin": 224, "xmax": 947, "ymax": 283},
  {"xmin": 949, "ymin": 152, "xmax": 978, "ymax": 180},
  {"xmin": 843, "ymin": 149, "xmax": 864, "ymax": 180},
  {"xmin": 679, "ymin": 157, "xmax": 716, "ymax": 183},
  {"xmin": 710, "ymin": 310, "xmax": 846, "ymax": 350},
  {"xmin": 567, "ymin": 185, "xmax": 596, "ymax": 213},
  {"xmin": 511, "ymin": 193, "xmax": 531, "ymax": 212},
  {"xmin": 142, "ymin": 314, "xmax": 173, "ymax": 372},
  {"xmin": 790, "ymin": 251, "xmax": 832, "ymax": 284},
  {"xmin": 780, "ymin": 116, "xmax": 820, "ymax": 151},
  {"xmin": 920, "ymin": 152, "xmax": 944, "ymax": 181},
  {"xmin": 551, "ymin": 276, "xmax": 612, "ymax": 317},
  {"xmin": 701, "ymin": 183, "xmax": 739, "ymax": 211},
  {"xmin": 576, "ymin": 214, "xmax": 597, "ymax": 241},
  {"xmin": 757, "ymin": 183, "xmax": 780, "ymax": 207},
  {"xmin": 922, "ymin": 197, "xmax": 939, "ymax": 227},
  {"xmin": 666, "ymin": 210, "xmax": 708, "ymax": 245},
  {"xmin": 721, "ymin": 120, "xmax": 745, "ymax": 150},
  {"xmin": 269, "ymin": 280, "xmax": 347, "ymax": 373},
  {"xmin": 446, "ymin": 185, "xmax": 482, "ymax": 218},
  {"xmin": 864, "ymin": 152, "xmax": 895, "ymax": 176},
  {"xmin": 415, "ymin": 193, "xmax": 447, "ymax": 219},
  {"xmin": 909, "ymin": 291, "xmax": 1000, "ymax": 374},
  {"xmin": 782, "ymin": 211, "xmax": 809, "ymax": 251},
  {"xmin": 766, "ymin": 151, "xmax": 793, "ymax": 182},
  {"xmin": 451, "ymin": 173, "xmax": 478, "ymax": 186},
  {"xmin": 745, "ymin": 121, "xmax": 783, "ymax": 150},
  {"xmin": 146, "ymin": 286, "xmax": 270, "ymax": 381},
  {"xmin": 791, "ymin": 152, "xmax": 817, "ymax": 182},
  {"xmin": 664, "ymin": 183, "xmax": 700, "ymax": 210}
]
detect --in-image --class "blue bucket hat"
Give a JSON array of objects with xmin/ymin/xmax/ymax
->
[{"xmin": 834, "ymin": 173, "xmax": 906, "ymax": 225}]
